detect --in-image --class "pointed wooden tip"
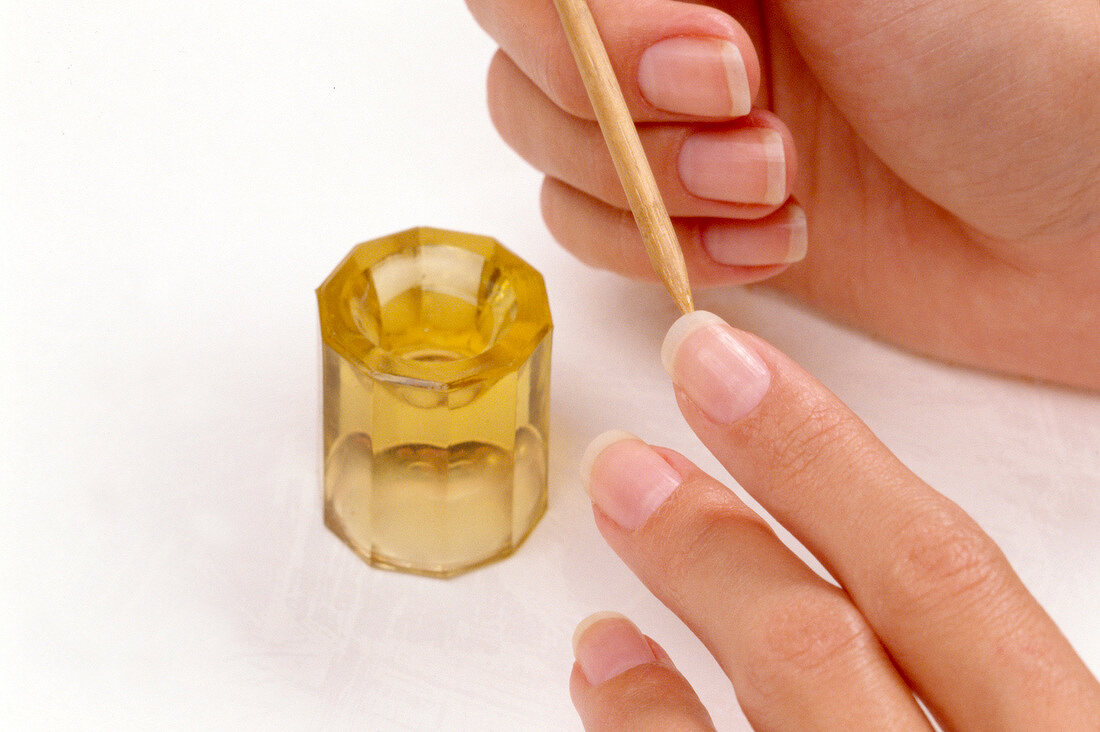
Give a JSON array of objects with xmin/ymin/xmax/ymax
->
[
  {"xmin": 659, "ymin": 259, "xmax": 694, "ymax": 315},
  {"xmin": 673, "ymin": 288, "xmax": 694, "ymax": 315},
  {"xmin": 554, "ymin": 0, "xmax": 696, "ymax": 315}
]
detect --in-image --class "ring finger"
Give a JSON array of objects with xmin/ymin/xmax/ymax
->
[{"xmin": 541, "ymin": 178, "xmax": 807, "ymax": 284}]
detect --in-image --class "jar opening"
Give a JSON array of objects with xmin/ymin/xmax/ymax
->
[{"xmin": 352, "ymin": 243, "xmax": 519, "ymax": 364}]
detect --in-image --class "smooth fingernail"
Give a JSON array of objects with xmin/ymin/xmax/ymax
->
[
  {"xmin": 573, "ymin": 612, "xmax": 657, "ymax": 685},
  {"xmin": 581, "ymin": 431, "xmax": 682, "ymax": 531},
  {"xmin": 679, "ymin": 127, "xmax": 786, "ymax": 206},
  {"xmin": 702, "ymin": 204, "xmax": 808, "ymax": 265},
  {"xmin": 638, "ymin": 37, "xmax": 751, "ymax": 118},
  {"xmin": 661, "ymin": 311, "xmax": 771, "ymax": 423}
]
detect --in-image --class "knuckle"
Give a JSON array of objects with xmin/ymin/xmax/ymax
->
[
  {"xmin": 753, "ymin": 589, "xmax": 871, "ymax": 675},
  {"xmin": 616, "ymin": 663, "xmax": 676, "ymax": 701},
  {"xmin": 603, "ymin": 665, "xmax": 711, "ymax": 731},
  {"xmin": 658, "ymin": 489, "xmax": 769, "ymax": 603},
  {"xmin": 885, "ymin": 504, "xmax": 1009, "ymax": 615},
  {"xmin": 739, "ymin": 589, "xmax": 875, "ymax": 708},
  {"xmin": 538, "ymin": 46, "xmax": 591, "ymax": 118},
  {"xmin": 766, "ymin": 399, "xmax": 863, "ymax": 487}
]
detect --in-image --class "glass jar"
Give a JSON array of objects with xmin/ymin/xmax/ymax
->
[{"xmin": 317, "ymin": 227, "xmax": 552, "ymax": 577}]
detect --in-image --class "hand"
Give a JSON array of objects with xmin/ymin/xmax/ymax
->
[
  {"xmin": 465, "ymin": 0, "xmax": 1100, "ymax": 388},
  {"xmin": 569, "ymin": 311, "xmax": 1100, "ymax": 729}
]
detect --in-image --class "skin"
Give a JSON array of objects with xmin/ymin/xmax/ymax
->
[
  {"xmin": 466, "ymin": 0, "xmax": 1100, "ymax": 389},
  {"xmin": 463, "ymin": 0, "xmax": 1100, "ymax": 727},
  {"xmin": 571, "ymin": 314, "xmax": 1100, "ymax": 727}
]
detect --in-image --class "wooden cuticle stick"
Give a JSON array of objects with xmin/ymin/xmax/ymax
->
[{"xmin": 552, "ymin": 0, "xmax": 695, "ymax": 314}]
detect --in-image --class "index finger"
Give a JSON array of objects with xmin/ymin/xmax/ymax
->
[
  {"xmin": 465, "ymin": 0, "xmax": 761, "ymax": 121},
  {"xmin": 660, "ymin": 311, "xmax": 1100, "ymax": 729}
]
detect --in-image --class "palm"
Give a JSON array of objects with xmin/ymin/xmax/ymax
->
[
  {"xmin": 743, "ymin": 4, "xmax": 1100, "ymax": 386},
  {"xmin": 764, "ymin": 21, "xmax": 979, "ymax": 359}
]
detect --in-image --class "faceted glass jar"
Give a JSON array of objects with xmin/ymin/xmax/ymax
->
[{"xmin": 317, "ymin": 227, "xmax": 552, "ymax": 577}]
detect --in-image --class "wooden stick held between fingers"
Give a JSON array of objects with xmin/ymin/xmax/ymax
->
[{"xmin": 552, "ymin": 0, "xmax": 695, "ymax": 314}]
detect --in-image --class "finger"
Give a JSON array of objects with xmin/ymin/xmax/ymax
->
[
  {"xmin": 581, "ymin": 434, "xmax": 931, "ymax": 730},
  {"xmin": 569, "ymin": 612, "xmax": 716, "ymax": 731},
  {"xmin": 467, "ymin": 0, "xmax": 760, "ymax": 121},
  {"xmin": 489, "ymin": 51, "xmax": 794, "ymax": 213},
  {"xmin": 541, "ymin": 178, "xmax": 806, "ymax": 285},
  {"xmin": 659, "ymin": 311, "xmax": 1100, "ymax": 728}
]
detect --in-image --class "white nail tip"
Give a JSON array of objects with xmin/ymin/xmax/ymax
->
[
  {"xmin": 661, "ymin": 310, "xmax": 727, "ymax": 376},
  {"xmin": 579, "ymin": 429, "xmax": 638, "ymax": 488},
  {"xmin": 572, "ymin": 611, "xmax": 631, "ymax": 654},
  {"xmin": 720, "ymin": 42, "xmax": 751, "ymax": 117},
  {"xmin": 785, "ymin": 205, "xmax": 808, "ymax": 262},
  {"xmin": 763, "ymin": 129, "xmax": 786, "ymax": 206}
]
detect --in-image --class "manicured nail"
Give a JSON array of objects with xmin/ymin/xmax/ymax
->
[
  {"xmin": 679, "ymin": 127, "xmax": 786, "ymax": 206},
  {"xmin": 702, "ymin": 204, "xmax": 808, "ymax": 265},
  {"xmin": 661, "ymin": 311, "xmax": 771, "ymax": 423},
  {"xmin": 581, "ymin": 431, "xmax": 682, "ymax": 531},
  {"xmin": 638, "ymin": 37, "xmax": 751, "ymax": 118},
  {"xmin": 573, "ymin": 612, "xmax": 657, "ymax": 685}
]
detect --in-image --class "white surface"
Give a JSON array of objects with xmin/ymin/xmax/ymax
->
[{"xmin": 1, "ymin": 2, "xmax": 1097, "ymax": 729}]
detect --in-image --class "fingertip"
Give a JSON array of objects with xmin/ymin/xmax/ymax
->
[
  {"xmin": 568, "ymin": 614, "xmax": 717, "ymax": 731},
  {"xmin": 637, "ymin": 36, "xmax": 752, "ymax": 118},
  {"xmin": 572, "ymin": 610, "xmax": 631, "ymax": 655},
  {"xmin": 571, "ymin": 612, "xmax": 657, "ymax": 686},
  {"xmin": 662, "ymin": 314, "xmax": 771, "ymax": 425},
  {"xmin": 541, "ymin": 177, "xmax": 799, "ymax": 284},
  {"xmin": 661, "ymin": 310, "xmax": 727, "ymax": 375},
  {"xmin": 783, "ymin": 204, "xmax": 808, "ymax": 263},
  {"xmin": 701, "ymin": 202, "xmax": 808, "ymax": 266},
  {"xmin": 580, "ymin": 430, "xmax": 639, "ymax": 490}
]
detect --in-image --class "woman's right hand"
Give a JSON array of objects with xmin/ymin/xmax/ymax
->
[
  {"xmin": 570, "ymin": 311, "xmax": 1100, "ymax": 729},
  {"xmin": 465, "ymin": 0, "xmax": 1100, "ymax": 388}
]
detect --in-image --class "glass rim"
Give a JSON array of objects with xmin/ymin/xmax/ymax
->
[{"xmin": 317, "ymin": 227, "xmax": 553, "ymax": 388}]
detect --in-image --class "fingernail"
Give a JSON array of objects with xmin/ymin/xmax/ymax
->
[
  {"xmin": 581, "ymin": 430, "xmax": 682, "ymax": 531},
  {"xmin": 638, "ymin": 37, "xmax": 751, "ymax": 118},
  {"xmin": 661, "ymin": 311, "xmax": 771, "ymax": 423},
  {"xmin": 573, "ymin": 612, "xmax": 656, "ymax": 685},
  {"xmin": 679, "ymin": 127, "xmax": 786, "ymax": 206},
  {"xmin": 702, "ymin": 204, "xmax": 808, "ymax": 265}
]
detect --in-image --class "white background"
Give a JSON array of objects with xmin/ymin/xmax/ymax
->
[{"xmin": 2, "ymin": 1, "xmax": 1097, "ymax": 729}]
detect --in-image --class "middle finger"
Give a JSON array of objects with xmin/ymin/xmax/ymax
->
[{"xmin": 488, "ymin": 50, "xmax": 794, "ymax": 216}]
